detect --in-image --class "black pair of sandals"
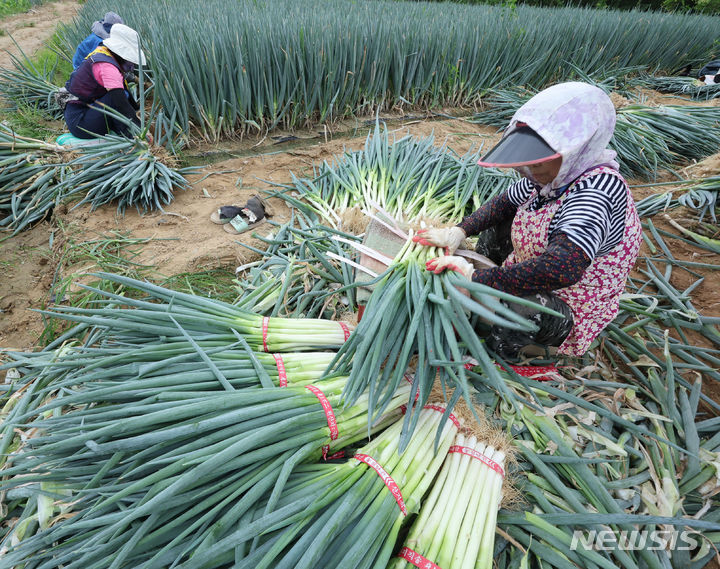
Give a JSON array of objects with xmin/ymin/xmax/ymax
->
[{"xmin": 210, "ymin": 195, "xmax": 272, "ymax": 234}]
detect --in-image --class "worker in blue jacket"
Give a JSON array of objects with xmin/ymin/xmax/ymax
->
[{"xmin": 72, "ymin": 12, "xmax": 124, "ymax": 70}]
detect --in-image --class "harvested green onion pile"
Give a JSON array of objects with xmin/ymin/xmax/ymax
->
[
  {"xmin": 275, "ymin": 121, "xmax": 514, "ymax": 227},
  {"xmin": 174, "ymin": 403, "xmax": 460, "ymax": 569},
  {"xmin": 235, "ymin": 215, "xmax": 360, "ymax": 318},
  {"xmin": 0, "ymin": 128, "xmax": 195, "ymax": 236},
  {"xmin": 0, "ymin": 371, "xmax": 411, "ymax": 568},
  {"xmin": 0, "ymin": 126, "xmax": 68, "ymax": 235},
  {"xmin": 632, "ymin": 75, "xmax": 720, "ymax": 101}
]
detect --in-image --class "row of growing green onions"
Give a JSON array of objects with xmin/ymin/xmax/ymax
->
[
  {"xmin": 56, "ymin": 0, "xmax": 717, "ymax": 139},
  {"xmin": 472, "ymin": 86, "xmax": 720, "ymax": 180}
]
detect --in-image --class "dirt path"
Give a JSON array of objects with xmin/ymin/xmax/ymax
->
[{"xmin": 0, "ymin": 0, "xmax": 80, "ymax": 69}]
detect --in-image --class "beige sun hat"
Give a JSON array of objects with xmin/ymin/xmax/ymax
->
[{"xmin": 103, "ymin": 24, "xmax": 146, "ymax": 66}]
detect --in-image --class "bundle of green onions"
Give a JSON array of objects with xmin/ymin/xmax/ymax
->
[
  {"xmin": 175, "ymin": 403, "xmax": 461, "ymax": 569},
  {"xmin": 0, "ymin": 376, "xmax": 411, "ymax": 568},
  {"xmin": 390, "ymin": 433, "xmax": 507, "ymax": 569},
  {"xmin": 328, "ymin": 231, "xmax": 553, "ymax": 450},
  {"xmin": 67, "ymin": 131, "xmax": 195, "ymax": 214},
  {"xmin": 274, "ymin": 121, "xmax": 514, "ymax": 227},
  {"xmin": 36, "ymin": 272, "xmax": 354, "ymax": 353}
]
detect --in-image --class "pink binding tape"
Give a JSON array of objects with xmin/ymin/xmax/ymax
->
[
  {"xmin": 305, "ymin": 385, "xmax": 338, "ymax": 440},
  {"xmin": 340, "ymin": 322, "xmax": 350, "ymax": 342},
  {"xmin": 398, "ymin": 547, "xmax": 443, "ymax": 569},
  {"xmin": 272, "ymin": 354, "xmax": 288, "ymax": 387},
  {"xmin": 448, "ymin": 445, "xmax": 505, "ymax": 478},
  {"xmin": 354, "ymin": 453, "xmax": 407, "ymax": 515},
  {"xmin": 262, "ymin": 316, "xmax": 269, "ymax": 352}
]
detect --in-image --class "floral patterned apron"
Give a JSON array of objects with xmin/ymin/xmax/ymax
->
[{"xmin": 503, "ymin": 166, "xmax": 642, "ymax": 356}]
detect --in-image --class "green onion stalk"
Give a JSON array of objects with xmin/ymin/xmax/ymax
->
[
  {"xmin": 329, "ymin": 232, "xmax": 550, "ymax": 452},
  {"xmin": 389, "ymin": 433, "xmax": 507, "ymax": 569},
  {"xmin": 0, "ymin": 377, "xmax": 412, "ymax": 568},
  {"xmin": 35, "ymin": 273, "xmax": 354, "ymax": 352},
  {"xmin": 174, "ymin": 403, "xmax": 460, "ymax": 569}
]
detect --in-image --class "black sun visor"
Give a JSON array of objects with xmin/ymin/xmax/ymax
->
[{"xmin": 477, "ymin": 125, "xmax": 561, "ymax": 168}]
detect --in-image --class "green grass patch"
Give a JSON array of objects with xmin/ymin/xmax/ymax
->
[
  {"xmin": 38, "ymin": 227, "xmax": 239, "ymax": 344},
  {"xmin": 161, "ymin": 268, "xmax": 240, "ymax": 305},
  {"xmin": 1, "ymin": 102, "xmax": 63, "ymax": 139},
  {"xmin": 38, "ymin": 228, "xmax": 162, "ymax": 344},
  {"xmin": 0, "ymin": 0, "xmax": 47, "ymax": 18}
]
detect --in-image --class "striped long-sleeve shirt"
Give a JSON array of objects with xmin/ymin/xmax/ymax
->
[{"xmin": 457, "ymin": 172, "xmax": 628, "ymax": 296}]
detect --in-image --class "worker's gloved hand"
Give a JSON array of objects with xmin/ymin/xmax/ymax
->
[
  {"xmin": 425, "ymin": 256, "xmax": 474, "ymax": 280},
  {"xmin": 412, "ymin": 226, "xmax": 465, "ymax": 254}
]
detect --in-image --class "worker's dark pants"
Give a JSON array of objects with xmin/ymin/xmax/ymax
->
[
  {"xmin": 474, "ymin": 222, "xmax": 574, "ymax": 359},
  {"xmin": 64, "ymin": 95, "xmax": 125, "ymax": 139}
]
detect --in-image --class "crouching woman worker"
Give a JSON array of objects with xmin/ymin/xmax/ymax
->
[
  {"xmin": 64, "ymin": 24, "xmax": 148, "ymax": 141},
  {"xmin": 415, "ymin": 82, "xmax": 642, "ymax": 359}
]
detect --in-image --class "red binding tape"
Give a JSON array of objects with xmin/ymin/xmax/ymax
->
[
  {"xmin": 262, "ymin": 316, "xmax": 270, "ymax": 352},
  {"xmin": 272, "ymin": 354, "xmax": 288, "ymax": 387},
  {"xmin": 354, "ymin": 453, "xmax": 407, "ymax": 515},
  {"xmin": 500, "ymin": 363, "xmax": 558, "ymax": 381},
  {"xmin": 340, "ymin": 322, "xmax": 350, "ymax": 342},
  {"xmin": 398, "ymin": 547, "xmax": 443, "ymax": 569},
  {"xmin": 305, "ymin": 385, "xmax": 338, "ymax": 441},
  {"xmin": 399, "ymin": 404, "xmax": 461, "ymax": 430},
  {"xmin": 422, "ymin": 404, "xmax": 462, "ymax": 430},
  {"xmin": 449, "ymin": 445, "xmax": 505, "ymax": 478},
  {"xmin": 321, "ymin": 446, "xmax": 345, "ymax": 460}
]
